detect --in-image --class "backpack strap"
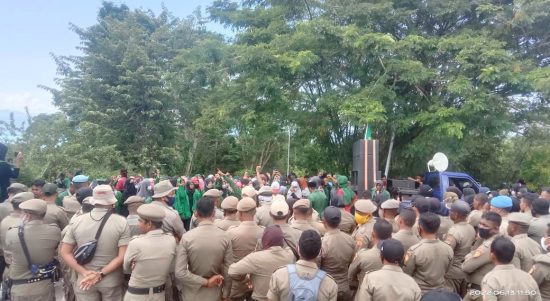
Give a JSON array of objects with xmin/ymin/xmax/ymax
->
[{"xmin": 18, "ymin": 226, "xmax": 38, "ymax": 276}]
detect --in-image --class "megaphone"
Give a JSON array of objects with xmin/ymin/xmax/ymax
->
[{"xmin": 427, "ymin": 152, "xmax": 448, "ymax": 172}]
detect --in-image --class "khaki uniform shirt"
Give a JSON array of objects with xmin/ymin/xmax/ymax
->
[
  {"xmin": 392, "ymin": 229, "xmax": 420, "ymax": 252},
  {"xmin": 444, "ymin": 221, "xmax": 477, "ymax": 279},
  {"xmin": 255, "ymin": 202, "xmax": 274, "ymax": 228},
  {"xmin": 214, "ymin": 215, "xmax": 241, "ymax": 231},
  {"xmin": 438, "ymin": 216, "xmax": 454, "ymax": 240},
  {"xmin": 0, "ymin": 199, "xmax": 13, "ymax": 224},
  {"xmin": 530, "ymin": 254, "xmax": 550, "ymax": 300},
  {"xmin": 354, "ymin": 265, "xmax": 422, "ymax": 301},
  {"xmin": 227, "ymin": 220, "xmax": 265, "ymax": 298},
  {"xmin": 349, "ymin": 245, "xmax": 383, "ymax": 287},
  {"xmin": 351, "ymin": 218, "xmax": 376, "ymax": 250},
  {"xmin": 62, "ymin": 195, "xmax": 81, "ymax": 220},
  {"xmin": 403, "ymin": 238, "xmax": 453, "ymax": 293},
  {"xmin": 290, "ymin": 219, "xmax": 320, "ymax": 235},
  {"xmin": 384, "ymin": 216, "xmax": 398, "ymax": 233},
  {"xmin": 228, "ymin": 246, "xmax": 294, "ymax": 301},
  {"xmin": 175, "ymin": 220, "xmax": 233, "ymax": 300},
  {"xmin": 6, "ymin": 220, "xmax": 61, "ymax": 298},
  {"xmin": 151, "ymin": 201, "xmax": 185, "ymax": 238},
  {"xmin": 482, "ymin": 264, "xmax": 541, "ymax": 301},
  {"xmin": 43, "ymin": 202, "xmax": 69, "ymax": 230},
  {"xmin": 319, "ymin": 229, "xmax": 355, "ymax": 293},
  {"xmin": 468, "ymin": 209, "xmax": 483, "ymax": 228},
  {"xmin": 529, "ymin": 215, "xmax": 550, "ymax": 243},
  {"xmin": 311, "ymin": 220, "xmax": 326, "ymax": 236},
  {"xmin": 126, "ymin": 214, "xmax": 140, "ymax": 237},
  {"xmin": 123, "ymin": 229, "xmax": 176, "ymax": 287},
  {"xmin": 189, "ymin": 208, "xmax": 224, "ymax": 230},
  {"xmin": 511, "ymin": 233, "xmax": 542, "ymax": 272},
  {"xmin": 267, "ymin": 260, "xmax": 338, "ymax": 301},
  {"xmin": 339, "ymin": 209, "xmax": 356, "ymax": 234},
  {"xmin": 63, "ymin": 208, "xmax": 131, "ymax": 287},
  {"xmin": 0, "ymin": 212, "xmax": 21, "ymax": 264},
  {"xmin": 462, "ymin": 235, "xmax": 497, "ymax": 286},
  {"xmin": 278, "ymin": 223, "xmax": 301, "ymax": 251}
]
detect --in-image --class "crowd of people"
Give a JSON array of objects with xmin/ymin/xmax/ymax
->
[{"xmin": 1, "ymin": 144, "xmax": 550, "ymax": 301}]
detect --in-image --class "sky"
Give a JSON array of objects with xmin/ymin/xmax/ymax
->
[{"xmin": 0, "ymin": 0, "xmax": 221, "ymax": 119}]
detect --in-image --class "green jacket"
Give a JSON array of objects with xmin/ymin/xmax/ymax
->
[
  {"xmin": 309, "ymin": 190, "xmax": 328, "ymax": 217},
  {"xmin": 174, "ymin": 186, "xmax": 192, "ymax": 220},
  {"xmin": 115, "ymin": 190, "xmax": 124, "ymax": 215},
  {"xmin": 56, "ymin": 190, "xmax": 69, "ymax": 206},
  {"xmin": 338, "ymin": 175, "xmax": 353, "ymax": 206},
  {"xmin": 371, "ymin": 187, "xmax": 390, "ymax": 200}
]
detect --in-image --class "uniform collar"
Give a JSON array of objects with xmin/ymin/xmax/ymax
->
[
  {"xmin": 324, "ymin": 229, "xmax": 340, "ymax": 236},
  {"xmin": 382, "ymin": 265, "xmax": 403, "ymax": 272},
  {"xmin": 269, "ymin": 246, "xmax": 284, "ymax": 251},
  {"xmin": 26, "ymin": 220, "xmax": 44, "ymax": 225},
  {"xmin": 398, "ymin": 229, "xmax": 413, "ymax": 235},
  {"xmin": 91, "ymin": 208, "xmax": 110, "ymax": 213},
  {"xmin": 240, "ymin": 220, "xmax": 257, "ymax": 225},
  {"xmin": 151, "ymin": 201, "xmax": 167, "ymax": 208},
  {"xmin": 293, "ymin": 219, "xmax": 309, "ymax": 224},
  {"xmin": 9, "ymin": 211, "xmax": 21, "ymax": 218},
  {"xmin": 146, "ymin": 229, "xmax": 164, "ymax": 236},
  {"xmin": 224, "ymin": 215, "xmax": 239, "ymax": 221},
  {"xmin": 493, "ymin": 264, "xmax": 515, "ymax": 271},
  {"xmin": 296, "ymin": 260, "xmax": 318, "ymax": 269},
  {"xmin": 514, "ymin": 233, "xmax": 528, "ymax": 239},
  {"xmin": 419, "ymin": 238, "xmax": 439, "ymax": 243},
  {"xmin": 198, "ymin": 220, "xmax": 214, "ymax": 226}
]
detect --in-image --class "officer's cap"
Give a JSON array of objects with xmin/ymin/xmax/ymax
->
[
  {"xmin": 354, "ymin": 199, "xmax": 376, "ymax": 214},
  {"xmin": 293, "ymin": 199, "xmax": 311, "ymax": 209},
  {"xmin": 11, "ymin": 192, "xmax": 34, "ymax": 205},
  {"xmin": 491, "ymin": 195, "xmax": 513, "ymax": 209},
  {"xmin": 152, "ymin": 180, "xmax": 176, "ymax": 198},
  {"xmin": 221, "ymin": 196, "xmax": 239, "ymax": 210},
  {"xmin": 203, "ymin": 189, "xmax": 222, "ymax": 198},
  {"xmin": 241, "ymin": 186, "xmax": 257, "ymax": 198},
  {"xmin": 72, "ymin": 175, "xmax": 89, "ymax": 183},
  {"xmin": 381, "ymin": 199, "xmax": 400, "ymax": 209},
  {"xmin": 323, "ymin": 206, "xmax": 341, "ymax": 224},
  {"xmin": 7, "ymin": 183, "xmax": 27, "ymax": 194},
  {"xmin": 237, "ymin": 197, "xmax": 257, "ymax": 211},
  {"xmin": 42, "ymin": 183, "xmax": 58, "ymax": 196},
  {"xmin": 137, "ymin": 203, "xmax": 165, "ymax": 222},
  {"xmin": 258, "ymin": 186, "xmax": 272, "ymax": 196},
  {"xmin": 90, "ymin": 185, "xmax": 117, "ymax": 206},
  {"xmin": 270, "ymin": 200, "xmax": 289, "ymax": 217},
  {"xmin": 124, "ymin": 196, "xmax": 145, "ymax": 205},
  {"xmin": 507, "ymin": 212, "xmax": 532, "ymax": 226},
  {"xmin": 450, "ymin": 201, "xmax": 471, "ymax": 216},
  {"xmin": 19, "ymin": 198, "xmax": 47, "ymax": 215}
]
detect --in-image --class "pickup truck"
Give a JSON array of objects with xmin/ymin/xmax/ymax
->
[{"xmin": 392, "ymin": 171, "xmax": 481, "ymax": 201}]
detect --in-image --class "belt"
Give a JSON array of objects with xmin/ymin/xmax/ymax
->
[
  {"xmin": 127, "ymin": 284, "xmax": 166, "ymax": 295},
  {"xmin": 468, "ymin": 283, "xmax": 481, "ymax": 290},
  {"xmin": 10, "ymin": 274, "xmax": 52, "ymax": 285}
]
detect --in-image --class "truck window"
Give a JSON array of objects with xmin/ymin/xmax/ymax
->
[{"xmin": 448, "ymin": 177, "xmax": 479, "ymax": 193}]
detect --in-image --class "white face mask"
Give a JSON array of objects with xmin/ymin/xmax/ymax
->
[{"xmin": 541, "ymin": 237, "xmax": 550, "ymax": 252}]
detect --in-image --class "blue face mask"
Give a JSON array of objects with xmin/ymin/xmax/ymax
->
[{"xmin": 167, "ymin": 196, "xmax": 175, "ymax": 207}]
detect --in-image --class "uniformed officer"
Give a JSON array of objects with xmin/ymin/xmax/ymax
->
[
  {"xmin": 392, "ymin": 208, "xmax": 419, "ymax": 252},
  {"xmin": 462, "ymin": 211, "xmax": 502, "ymax": 301},
  {"xmin": 319, "ymin": 206, "xmax": 355, "ymax": 301},
  {"xmin": 349, "ymin": 219, "xmax": 392, "ymax": 288},
  {"xmin": 241, "ymin": 186, "xmax": 257, "ymax": 200},
  {"xmin": 290, "ymin": 199, "xmax": 320, "ymax": 234},
  {"xmin": 254, "ymin": 186, "xmax": 275, "ymax": 227},
  {"xmin": 351, "ymin": 199, "xmax": 377, "ymax": 250},
  {"xmin": 0, "ymin": 191, "xmax": 34, "ymax": 268},
  {"xmin": 481, "ymin": 236, "xmax": 541, "ymax": 301},
  {"xmin": 403, "ymin": 212, "xmax": 453, "ymax": 293},
  {"xmin": 150, "ymin": 180, "xmax": 185, "ymax": 241},
  {"xmin": 5, "ymin": 198, "xmax": 61, "ymax": 301},
  {"xmin": 227, "ymin": 197, "xmax": 264, "ymax": 301},
  {"xmin": 41, "ymin": 183, "xmax": 69, "ymax": 230},
  {"xmin": 530, "ymin": 225, "xmax": 550, "ymax": 300},
  {"xmin": 507, "ymin": 212, "xmax": 541, "ymax": 272},
  {"xmin": 60, "ymin": 184, "xmax": 131, "ymax": 301},
  {"xmin": 270, "ymin": 200, "xmax": 301, "ymax": 251},
  {"xmin": 334, "ymin": 199, "xmax": 355, "ymax": 235},
  {"xmin": 214, "ymin": 196, "xmax": 241, "ymax": 231},
  {"xmin": 354, "ymin": 239, "xmax": 421, "ymax": 301},
  {"xmin": 0, "ymin": 183, "xmax": 27, "ymax": 222},
  {"xmin": 528, "ymin": 198, "xmax": 550, "ymax": 243},
  {"xmin": 124, "ymin": 196, "xmax": 145, "ymax": 237},
  {"xmin": 175, "ymin": 197, "xmax": 233, "ymax": 300},
  {"xmin": 190, "ymin": 189, "xmax": 224, "ymax": 229},
  {"xmin": 490, "ymin": 195, "xmax": 513, "ymax": 237},
  {"xmin": 123, "ymin": 204, "xmax": 176, "ymax": 301},
  {"xmin": 267, "ymin": 230, "xmax": 338, "ymax": 301},
  {"xmin": 228, "ymin": 225, "xmax": 294, "ymax": 301},
  {"xmin": 468, "ymin": 193, "xmax": 489, "ymax": 229},
  {"xmin": 444, "ymin": 201, "xmax": 477, "ymax": 296},
  {"xmin": 379, "ymin": 199, "xmax": 400, "ymax": 233}
]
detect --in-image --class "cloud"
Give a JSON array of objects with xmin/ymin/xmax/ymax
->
[{"xmin": 0, "ymin": 91, "xmax": 58, "ymax": 115}]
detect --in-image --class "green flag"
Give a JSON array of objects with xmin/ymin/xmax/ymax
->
[{"xmin": 364, "ymin": 124, "xmax": 372, "ymax": 140}]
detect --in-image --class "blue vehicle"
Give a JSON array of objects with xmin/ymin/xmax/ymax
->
[{"xmin": 392, "ymin": 171, "xmax": 481, "ymax": 201}]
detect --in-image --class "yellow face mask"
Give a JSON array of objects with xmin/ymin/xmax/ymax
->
[{"xmin": 355, "ymin": 212, "xmax": 371, "ymax": 225}]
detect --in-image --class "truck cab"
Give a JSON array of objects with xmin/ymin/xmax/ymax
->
[{"xmin": 424, "ymin": 171, "xmax": 481, "ymax": 201}]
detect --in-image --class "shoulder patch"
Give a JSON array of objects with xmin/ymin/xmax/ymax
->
[
  {"xmin": 404, "ymin": 249, "xmax": 414, "ymax": 263},
  {"xmin": 529, "ymin": 265, "xmax": 536, "ymax": 274},
  {"xmin": 473, "ymin": 248, "xmax": 484, "ymax": 258}
]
